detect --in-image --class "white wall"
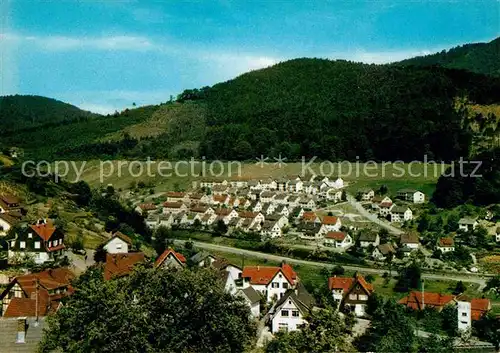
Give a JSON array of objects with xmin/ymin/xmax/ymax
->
[
  {"xmin": 103, "ymin": 237, "xmax": 129, "ymax": 254},
  {"xmin": 271, "ymin": 299, "xmax": 306, "ymax": 333},
  {"xmin": 457, "ymin": 301, "xmax": 471, "ymax": 332}
]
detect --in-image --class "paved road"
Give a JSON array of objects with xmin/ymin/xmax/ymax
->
[
  {"xmin": 172, "ymin": 240, "xmax": 488, "ymax": 288},
  {"xmin": 67, "ymin": 250, "xmax": 96, "ymax": 274},
  {"xmin": 346, "ymin": 194, "xmax": 404, "ymax": 235}
]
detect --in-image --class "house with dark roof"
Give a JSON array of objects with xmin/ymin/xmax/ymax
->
[
  {"xmin": 458, "ymin": 218, "xmax": 478, "ymax": 232},
  {"xmin": 0, "ymin": 267, "xmax": 75, "ymax": 317},
  {"xmin": 190, "ymin": 251, "xmax": 217, "ymax": 267},
  {"xmin": 396, "ymin": 189, "xmax": 425, "ymax": 203},
  {"xmin": 389, "ymin": 205, "xmax": 413, "ymax": 223},
  {"xmin": 238, "ymin": 286, "xmax": 261, "ymax": 319},
  {"xmin": 372, "ymin": 243, "xmax": 396, "ymax": 261},
  {"xmin": 296, "ymin": 222, "xmax": 322, "ymax": 240},
  {"xmin": 400, "ymin": 232, "xmax": 420, "ymax": 255},
  {"xmin": 357, "ymin": 188, "xmax": 375, "ymax": 201},
  {"xmin": 103, "ymin": 231, "xmax": 132, "ymax": 254},
  {"xmin": 0, "ymin": 194, "xmax": 21, "ymax": 214},
  {"xmin": 0, "ymin": 316, "xmax": 47, "ymax": 352},
  {"xmin": 269, "ymin": 282, "xmax": 315, "ymax": 333},
  {"xmin": 241, "ymin": 263, "xmax": 298, "ymax": 303},
  {"xmin": 104, "ymin": 252, "xmax": 145, "ymax": 280},
  {"xmin": 7, "ymin": 219, "xmax": 65, "ymax": 264},
  {"xmin": 328, "ymin": 273, "xmax": 374, "ymax": 317},
  {"xmin": 358, "ymin": 232, "xmax": 380, "ymax": 248},
  {"xmin": 154, "ymin": 248, "xmax": 186, "ymax": 269}
]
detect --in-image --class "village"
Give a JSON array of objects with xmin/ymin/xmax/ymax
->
[{"xmin": 0, "ymin": 172, "xmax": 498, "ymax": 350}]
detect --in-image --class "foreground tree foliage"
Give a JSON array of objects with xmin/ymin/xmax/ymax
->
[
  {"xmin": 39, "ymin": 266, "xmax": 257, "ymax": 353},
  {"xmin": 265, "ymin": 307, "xmax": 355, "ymax": 353}
]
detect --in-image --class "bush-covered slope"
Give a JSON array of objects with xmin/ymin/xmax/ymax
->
[{"xmin": 396, "ymin": 37, "xmax": 500, "ymax": 77}]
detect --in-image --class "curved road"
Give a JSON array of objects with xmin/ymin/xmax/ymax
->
[
  {"xmin": 346, "ymin": 194, "xmax": 404, "ymax": 235},
  {"xmin": 173, "ymin": 239, "xmax": 488, "ymax": 289}
]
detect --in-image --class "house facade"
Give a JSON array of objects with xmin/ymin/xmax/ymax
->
[
  {"xmin": 459, "ymin": 218, "xmax": 478, "ymax": 232},
  {"xmin": 270, "ymin": 283, "xmax": 315, "ymax": 333},
  {"xmin": 241, "ymin": 263, "xmax": 298, "ymax": 303},
  {"xmin": 324, "ymin": 232, "xmax": 353, "ymax": 249},
  {"xmin": 154, "ymin": 249, "xmax": 186, "ymax": 269},
  {"xmin": 437, "ymin": 237, "xmax": 455, "ymax": 253},
  {"xmin": 396, "ymin": 189, "xmax": 425, "ymax": 203},
  {"xmin": 390, "ymin": 205, "xmax": 413, "ymax": 223},
  {"xmin": 103, "ymin": 232, "xmax": 132, "ymax": 254},
  {"xmin": 328, "ymin": 274, "xmax": 374, "ymax": 317}
]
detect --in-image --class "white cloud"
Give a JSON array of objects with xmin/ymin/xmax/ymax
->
[
  {"xmin": 340, "ymin": 49, "xmax": 433, "ymax": 64},
  {"xmin": 3, "ymin": 33, "xmax": 157, "ymax": 52}
]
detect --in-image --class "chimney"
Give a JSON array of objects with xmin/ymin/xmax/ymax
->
[{"xmin": 16, "ymin": 318, "xmax": 26, "ymax": 343}]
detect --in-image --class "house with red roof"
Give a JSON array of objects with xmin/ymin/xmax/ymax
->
[
  {"xmin": 154, "ymin": 248, "xmax": 186, "ymax": 269},
  {"xmin": 103, "ymin": 231, "xmax": 132, "ymax": 254},
  {"xmin": 301, "ymin": 211, "xmax": 320, "ymax": 224},
  {"xmin": 398, "ymin": 291, "xmax": 455, "ymax": 312},
  {"xmin": 165, "ymin": 192, "xmax": 188, "ymax": 203},
  {"xmin": 328, "ymin": 274, "xmax": 374, "ymax": 317},
  {"xmin": 104, "ymin": 252, "xmax": 145, "ymax": 280},
  {"xmin": 0, "ymin": 267, "xmax": 74, "ymax": 317},
  {"xmin": 162, "ymin": 201, "xmax": 188, "ymax": 214},
  {"xmin": 134, "ymin": 203, "xmax": 157, "ymax": 216},
  {"xmin": 456, "ymin": 294, "xmax": 491, "ymax": 332},
  {"xmin": 7, "ymin": 219, "xmax": 65, "ymax": 264},
  {"xmin": 319, "ymin": 215, "xmax": 342, "ymax": 235},
  {"xmin": 437, "ymin": 237, "xmax": 455, "ymax": 253},
  {"xmin": 241, "ymin": 262, "xmax": 298, "ymax": 303},
  {"xmin": 323, "ymin": 231, "xmax": 353, "ymax": 249}
]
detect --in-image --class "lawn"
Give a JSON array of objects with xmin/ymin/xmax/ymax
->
[{"xmin": 54, "ymin": 161, "xmax": 444, "ymax": 198}]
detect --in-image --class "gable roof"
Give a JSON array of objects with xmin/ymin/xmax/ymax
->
[
  {"xmin": 242, "ymin": 263, "xmax": 297, "ymax": 285},
  {"xmin": 325, "ymin": 231, "xmax": 347, "ymax": 241},
  {"xmin": 165, "ymin": 191, "xmax": 185, "ymax": 198},
  {"xmin": 328, "ymin": 274, "xmax": 374, "ymax": 296},
  {"xmin": 154, "ymin": 248, "xmax": 186, "ymax": 268},
  {"xmin": 470, "ymin": 298, "xmax": 491, "ymax": 320},
  {"xmin": 399, "ymin": 291, "xmax": 455, "ymax": 310},
  {"xmin": 163, "ymin": 201, "xmax": 185, "ymax": 208},
  {"xmin": 400, "ymin": 232, "xmax": 419, "ymax": 244},
  {"xmin": 274, "ymin": 282, "xmax": 315, "ymax": 315},
  {"xmin": 238, "ymin": 211, "xmax": 259, "ymax": 219},
  {"xmin": 108, "ymin": 231, "xmax": 132, "ymax": 245},
  {"xmin": 322, "ymin": 216, "xmax": 339, "ymax": 225},
  {"xmin": 302, "ymin": 211, "xmax": 318, "ymax": 221},
  {"xmin": 29, "ymin": 222, "xmax": 57, "ymax": 241},
  {"xmin": 358, "ymin": 232, "xmax": 378, "ymax": 242},
  {"xmin": 459, "ymin": 217, "xmax": 478, "ymax": 224},
  {"xmin": 392, "ymin": 205, "xmax": 410, "ymax": 214},
  {"xmin": 0, "ymin": 213, "xmax": 19, "ymax": 226},
  {"xmin": 240, "ymin": 287, "xmax": 262, "ymax": 304},
  {"xmin": 190, "ymin": 251, "xmax": 216, "ymax": 264},
  {"xmin": 438, "ymin": 237, "xmax": 454, "ymax": 247},
  {"xmin": 104, "ymin": 252, "xmax": 145, "ymax": 280},
  {"xmin": 138, "ymin": 203, "xmax": 156, "ymax": 211},
  {"xmin": 376, "ymin": 243, "xmax": 396, "ymax": 255}
]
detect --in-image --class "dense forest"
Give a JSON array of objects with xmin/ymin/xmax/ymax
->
[
  {"xmin": 0, "ymin": 95, "xmax": 100, "ymax": 134},
  {"xmin": 397, "ymin": 37, "xmax": 500, "ymax": 77},
  {"xmin": 1, "ymin": 38, "xmax": 499, "ymax": 162}
]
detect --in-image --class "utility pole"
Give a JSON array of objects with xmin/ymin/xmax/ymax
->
[{"xmin": 34, "ymin": 278, "xmax": 39, "ymax": 327}]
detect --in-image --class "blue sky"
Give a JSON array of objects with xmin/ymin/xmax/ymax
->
[{"xmin": 1, "ymin": 0, "xmax": 498, "ymax": 114}]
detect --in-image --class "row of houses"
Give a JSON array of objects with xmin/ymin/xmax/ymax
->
[
  {"xmin": 368, "ymin": 196, "xmax": 414, "ymax": 223},
  {"xmin": 357, "ymin": 188, "xmax": 425, "ymax": 204}
]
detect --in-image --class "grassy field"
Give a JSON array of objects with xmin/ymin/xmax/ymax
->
[{"xmin": 53, "ymin": 161, "xmax": 444, "ymax": 198}]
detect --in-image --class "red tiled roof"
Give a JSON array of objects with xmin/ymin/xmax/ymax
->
[
  {"xmin": 242, "ymin": 263, "xmax": 297, "ymax": 285},
  {"xmin": 104, "ymin": 253, "xmax": 145, "ymax": 280},
  {"xmin": 438, "ymin": 237, "xmax": 454, "ymax": 247},
  {"xmin": 379, "ymin": 202, "xmax": 393, "ymax": 208},
  {"xmin": 325, "ymin": 231, "xmax": 346, "ymax": 241},
  {"xmin": 4, "ymin": 295, "xmax": 52, "ymax": 317},
  {"xmin": 322, "ymin": 216, "xmax": 338, "ymax": 225},
  {"xmin": 238, "ymin": 211, "xmax": 258, "ymax": 219},
  {"xmin": 14, "ymin": 268, "xmax": 75, "ymax": 294},
  {"xmin": 139, "ymin": 203, "xmax": 156, "ymax": 211},
  {"xmin": 154, "ymin": 249, "xmax": 186, "ymax": 268},
  {"xmin": 30, "ymin": 222, "xmax": 57, "ymax": 241},
  {"xmin": 216, "ymin": 208, "xmax": 232, "ymax": 216},
  {"xmin": 0, "ymin": 193, "xmax": 20, "ymax": 205},
  {"xmin": 213, "ymin": 195, "xmax": 228, "ymax": 203},
  {"xmin": 166, "ymin": 192, "xmax": 185, "ymax": 198},
  {"xmin": 328, "ymin": 274, "xmax": 374, "ymax": 295},
  {"xmin": 399, "ymin": 291, "xmax": 455, "ymax": 310},
  {"xmin": 302, "ymin": 212, "xmax": 317, "ymax": 221},
  {"xmin": 46, "ymin": 244, "xmax": 65, "ymax": 252},
  {"xmin": 163, "ymin": 201, "xmax": 184, "ymax": 208},
  {"xmin": 471, "ymin": 298, "xmax": 491, "ymax": 321}
]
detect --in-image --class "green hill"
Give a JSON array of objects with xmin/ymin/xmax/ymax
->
[
  {"xmin": 0, "ymin": 95, "xmax": 100, "ymax": 134},
  {"xmin": 2, "ymin": 39, "xmax": 500, "ymax": 162},
  {"xmin": 396, "ymin": 37, "xmax": 500, "ymax": 77}
]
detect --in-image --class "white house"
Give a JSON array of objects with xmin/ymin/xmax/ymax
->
[
  {"xmin": 358, "ymin": 233, "xmax": 380, "ymax": 248},
  {"xmin": 265, "ymin": 213, "xmax": 289, "ymax": 228},
  {"xmin": 459, "ymin": 218, "xmax": 478, "ymax": 232},
  {"xmin": 437, "ymin": 237, "xmax": 455, "ymax": 252},
  {"xmin": 103, "ymin": 232, "xmax": 132, "ymax": 254},
  {"xmin": 220, "ymin": 271, "xmax": 238, "ymax": 295},
  {"xmin": 319, "ymin": 216, "xmax": 342, "ymax": 235},
  {"xmin": 328, "ymin": 274, "xmax": 374, "ymax": 317},
  {"xmin": 326, "ymin": 189, "xmax": 343, "ymax": 203},
  {"xmin": 357, "ymin": 188, "xmax": 375, "ymax": 201},
  {"xmin": 270, "ymin": 283, "xmax": 315, "ymax": 333},
  {"xmin": 0, "ymin": 213, "xmax": 17, "ymax": 236},
  {"xmin": 400, "ymin": 233, "xmax": 420, "ymax": 253},
  {"xmin": 390, "ymin": 205, "xmax": 413, "ymax": 223},
  {"xmin": 396, "ymin": 189, "xmax": 425, "ymax": 204},
  {"xmin": 372, "ymin": 243, "xmax": 395, "ymax": 261},
  {"xmin": 165, "ymin": 192, "xmax": 188, "ymax": 203},
  {"xmin": 238, "ymin": 287, "xmax": 261, "ymax": 319},
  {"xmin": 287, "ymin": 180, "xmax": 303, "ymax": 193},
  {"xmin": 163, "ymin": 202, "xmax": 188, "ymax": 214},
  {"xmin": 260, "ymin": 179, "xmax": 277, "ymax": 190},
  {"xmin": 323, "ymin": 232, "xmax": 353, "ymax": 249},
  {"xmin": 134, "ymin": 203, "xmax": 157, "ymax": 215},
  {"xmin": 457, "ymin": 300, "xmax": 472, "ymax": 332},
  {"xmin": 190, "ymin": 251, "xmax": 218, "ymax": 267},
  {"xmin": 154, "ymin": 248, "xmax": 186, "ymax": 269},
  {"xmin": 274, "ymin": 205, "xmax": 289, "ymax": 218},
  {"xmin": 260, "ymin": 220, "xmax": 282, "ymax": 238},
  {"xmin": 241, "ymin": 263, "xmax": 298, "ymax": 303}
]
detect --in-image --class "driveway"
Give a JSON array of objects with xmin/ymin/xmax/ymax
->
[
  {"xmin": 67, "ymin": 250, "xmax": 96, "ymax": 274},
  {"xmin": 346, "ymin": 194, "xmax": 404, "ymax": 235}
]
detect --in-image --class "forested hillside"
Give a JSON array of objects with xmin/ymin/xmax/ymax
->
[
  {"xmin": 0, "ymin": 95, "xmax": 99, "ymax": 134},
  {"xmin": 397, "ymin": 37, "xmax": 500, "ymax": 77},
  {"xmin": 2, "ymin": 39, "xmax": 500, "ymax": 162}
]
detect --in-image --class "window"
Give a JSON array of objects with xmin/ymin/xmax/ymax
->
[
  {"xmin": 11, "ymin": 241, "xmax": 15, "ymax": 247},
  {"xmin": 272, "ymin": 282, "xmax": 279, "ymax": 288},
  {"xmin": 48, "ymin": 241, "xmax": 52, "ymax": 247},
  {"xmin": 462, "ymin": 312, "xmax": 468, "ymax": 317},
  {"xmin": 116, "ymin": 243, "xmax": 122, "ymax": 249},
  {"xmin": 281, "ymin": 310, "xmax": 289, "ymax": 317},
  {"xmin": 28, "ymin": 233, "xmax": 32, "ymax": 239},
  {"xmin": 34, "ymin": 242, "xmax": 40, "ymax": 249},
  {"xmin": 282, "ymin": 282, "xmax": 288, "ymax": 289},
  {"xmin": 292, "ymin": 310, "xmax": 299, "ymax": 317},
  {"xmin": 20, "ymin": 241, "xmax": 26, "ymax": 249},
  {"xmin": 349, "ymin": 294, "xmax": 357, "ymax": 300},
  {"xmin": 278, "ymin": 323, "xmax": 288, "ymax": 332},
  {"xmin": 278, "ymin": 274, "xmax": 282, "ymax": 278},
  {"xmin": 358, "ymin": 295, "xmax": 368, "ymax": 301}
]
